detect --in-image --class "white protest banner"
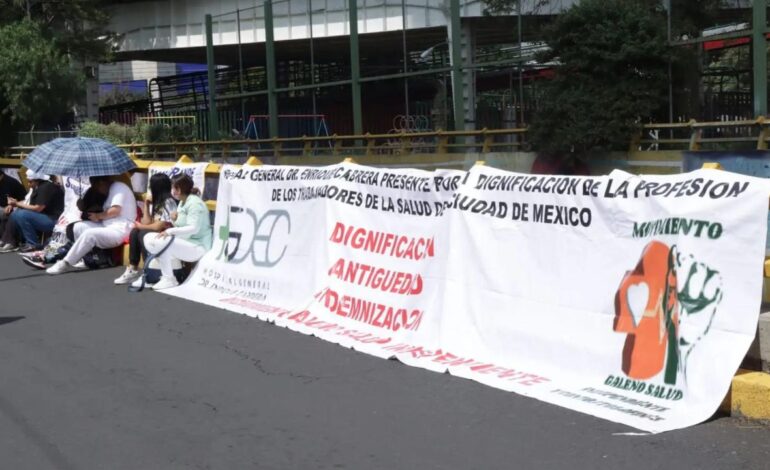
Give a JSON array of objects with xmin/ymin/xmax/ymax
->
[
  {"xmin": 167, "ymin": 163, "xmax": 460, "ymax": 333},
  {"xmin": 146, "ymin": 162, "xmax": 207, "ymax": 196},
  {"xmin": 166, "ymin": 163, "xmax": 770, "ymax": 433},
  {"xmin": 48, "ymin": 176, "xmax": 91, "ymax": 246},
  {"xmin": 3, "ymin": 168, "xmax": 21, "ymax": 183},
  {"xmin": 430, "ymin": 166, "xmax": 769, "ymax": 432}
]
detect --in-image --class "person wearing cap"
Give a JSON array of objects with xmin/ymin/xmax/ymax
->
[
  {"xmin": 0, "ymin": 170, "xmax": 27, "ymax": 252},
  {"xmin": 6, "ymin": 170, "xmax": 64, "ymax": 252}
]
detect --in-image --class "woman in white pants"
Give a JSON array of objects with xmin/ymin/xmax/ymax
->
[
  {"xmin": 47, "ymin": 176, "xmax": 137, "ymax": 275},
  {"xmin": 144, "ymin": 174, "xmax": 212, "ymax": 290}
]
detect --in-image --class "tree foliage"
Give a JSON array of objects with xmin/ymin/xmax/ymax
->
[
  {"xmin": 0, "ymin": 21, "xmax": 82, "ymax": 126},
  {"xmin": 4, "ymin": 0, "xmax": 116, "ymax": 60},
  {"xmin": 0, "ymin": 0, "xmax": 115, "ymax": 141},
  {"xmin": 528, "ymin": 0, "xmax": 672, "ymax": 156}
]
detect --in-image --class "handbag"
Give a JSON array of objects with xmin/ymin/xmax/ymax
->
[
  {"xmin": 129, "ymin": 235, "xmax": 176, "ymax": 292},
  {"xmin": 143, "ymin": 256, "xmax": 186, "ymax": 284}
]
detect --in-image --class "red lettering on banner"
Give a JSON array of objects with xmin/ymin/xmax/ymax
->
[
  {"xmin": 320, "ymin": 288, "xmax": 423, "ymax": 332},
  {"xmin": 519, "ymin": 376, "xmax": 550, "ymax": 386},
  {"xmin": 383, "ymin": 343, "xmax": 412, "ymax": 353},
  {"xmin": 444, "ymin": 358, "xmax": 477, "ymax": 367},
  {"xmin": 403, "ymin": 346, "xmax": 436, "ymax": 359},
  {"xmin": 329, "ymin": 222, "xmax": 435, "ymax": 260},
  {"xmin": 474, "ymin": 366, "xmax": 509, "ymax": 375},
  {"xmin": 220, "ymin": 298, "xmax": 290, "ymax": 317},
  {"xmin": 288, "ymin": 310, "xmax": 311, "ymax": 323},
  {"xmin": 382, "ymin": 345, "xmax": 551, "ymax": 386},
  {"xmin": 432, "ymin": 351, "xmax": 458, "ymax": 364}
]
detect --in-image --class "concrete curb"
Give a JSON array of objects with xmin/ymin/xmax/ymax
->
[
  {"xmin": 717, "ymin": 312, "xmax": 770, "ymax": 419},
  {"xmin": 721, "ymin": 369, "xmax": 770, "ymax": 419}
]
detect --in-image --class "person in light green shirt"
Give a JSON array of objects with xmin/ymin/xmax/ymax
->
[{"xmin": 143, "ymin": 174, "xmax": 212, "ymax": 290}]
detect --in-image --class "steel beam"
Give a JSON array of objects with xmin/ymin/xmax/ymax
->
[
  {"xmin": 754, "ymin": 0, "xmax": 767, "ymax": 117},
  {"xmin": 349, "ymin": 0, "xmax": 363, "ymax": 135},
  {"xmin": 449, "ymin": 0, "xmax": 464, "ymax": 131},
  {"xmin": 205, "ymin": 14, "xmax": 219, "ymax": 141},
  {"xmin": 265, "ymin": 0, "xmax": 279, "ymax": 137}
]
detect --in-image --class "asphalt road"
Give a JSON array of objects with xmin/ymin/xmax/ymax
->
[{"xmin": 1, "ymin": 259, "xmax": 769, "ymax": 470}]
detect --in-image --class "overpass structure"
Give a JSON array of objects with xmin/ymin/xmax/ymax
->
[{"xmin": 102, "ymin": 0, "xmax": 575, "ymax": 139}]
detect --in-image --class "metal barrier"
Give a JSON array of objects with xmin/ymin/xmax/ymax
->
[
  {"xmin": 9, "ymin": 117, "xmax": 770, "ymax": 158},
  {"xmin": 6, "ymin": 128, "xmax": 528, "ymax": 161},
  {"xmin": 634, "ymin": 117, "xmax": 770, "ymax": 152}
]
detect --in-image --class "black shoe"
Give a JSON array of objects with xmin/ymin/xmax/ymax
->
[{"xmin": 19, "ymin": 244, "xmax": 39, "ymax": 253}]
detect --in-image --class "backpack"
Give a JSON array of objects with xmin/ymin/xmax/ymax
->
[{"xmin": 82, "ymin": 247, "xmax": 116, "ymax": 270}]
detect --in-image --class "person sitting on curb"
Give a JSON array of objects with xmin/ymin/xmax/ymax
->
[
  {"xmin": 6, "ymin": 170, "xmax": 64, "ymax": 253},
  {"xmin": 114, "ymin": 173, "xmax": 177, "ymax": 285},
  {"xmin": 0, "ymin": 171, "xmax": 27, "ymax": 252},
  {"xmin": 143, "ymin": 174, "xmax": 211, "ymax": 290},
  {"xmin": 46, "ymin": 175, "xmax": 137, "ymax": 275}
]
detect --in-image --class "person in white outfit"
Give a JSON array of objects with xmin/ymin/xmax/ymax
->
[
  {"xmin": 144, "ymin": 174, "xmax": 211, "ymax": 290},
  {"xmin": 47, "ymin": 176, "xmax": 137, "ymax": 275}
]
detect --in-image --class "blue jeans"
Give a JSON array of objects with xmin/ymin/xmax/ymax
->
[{"xmin": 9, "ymin": 209, "xmax": 55, "ymax": 245}]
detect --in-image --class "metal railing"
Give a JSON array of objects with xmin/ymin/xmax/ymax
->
[
  {"xmin": 7, "ymin": 128, "xmax": 529, "ymax": 161},
  {"xmin": 634, "ymin": 117, "xmax": 770, "ymax": 152},
  {"xmin": 12, "ymin": 118, "xmax": 770, "ymax": 159}
]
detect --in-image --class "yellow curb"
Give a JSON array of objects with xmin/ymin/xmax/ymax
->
[{"xmin": 721, "ymin": 369, "xmax": 770, "ymax": 419}]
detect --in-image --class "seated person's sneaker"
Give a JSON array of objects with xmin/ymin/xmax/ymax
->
[
  {"xmin": 0, "ymin": 243, "xmax": 18, "ymax": 253},
  {"xmin": 152, "ymin": 275, "xmax": 179, "ymax": 290},
  {"xmin": 72, "ymin": 260, "xmax": 88, "ymax": 270},
  {"xmin": 19, "ymin": 244, "xmax": 39, "ymax": 253},
  {"xmin": 46, "ymin": 259, "xmax": 76, "ymax": 275},
  {"xmin": 131, "ymin": 276, "xmax": 153, "ymax": 289},
  {"xmin": 114, "ymin": 266, "xmax": 142, "ymax": 285}
]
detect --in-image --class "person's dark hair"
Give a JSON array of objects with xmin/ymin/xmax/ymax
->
[
  {"xmin": 89, "ymin": 175, "xmax": 111, "ymax": 185},
  {"xmin": 171, "ymin": 173, "xmax": 194, "ymax": 196},
  {"xmin": 149, "ymin": 173, "xmax": 173, "ymax": 217}
]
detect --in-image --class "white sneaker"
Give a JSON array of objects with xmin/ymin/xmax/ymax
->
[
  {"xmin": 46, "ymin": 260, "xmax": 76, "ymax": 275},
  {"xmin": 152, "ymin": 275, "xmax": 179, "ymax": 291},
  {"xmin": 72, "ymin": 260, "xmax": 88, "ymax": 270},
  {"xmin": 0, "ymin": 243, "xmax": 18, "ymax": 253},
  {"xmin": 114, "ymin": 266, "xmax": 142, "ymax": 285},
  {"xmin": 130, "ymin": 276, "xmax": 153, "ymax": 289}
]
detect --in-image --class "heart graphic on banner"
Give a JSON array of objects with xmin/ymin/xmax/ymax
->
[{"xmin": 627, "ymin": 282, "xmax": 649, "ymax": 327}]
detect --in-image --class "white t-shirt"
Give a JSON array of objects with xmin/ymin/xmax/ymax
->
[{"xmin": 102, "ymin": 181, "xmax": 137, "ymax": 234}]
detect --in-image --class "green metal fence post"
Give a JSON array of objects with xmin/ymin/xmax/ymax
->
[
  {"xmin": 349, "ymin": 0, "xmax": 363, "ymax": 135},
  {"xmin": 205, "ymin": 14, "xmax": 219, "ymax": 141},
  {"xmin": 449, "ymin": 0, "xmax": 464, "ymax": 131},
  {"xmin": 753, "ymin": 0, "xmax": 767, "ymax": 117},
  {"xmin": 265, "ymin": 0, "xmax": 279, "ymax": 137}
]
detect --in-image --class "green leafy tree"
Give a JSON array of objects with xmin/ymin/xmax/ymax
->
[
  {"xmin": 528, "ymin": 0, "xmax": 672, "ymax": 156},
  {"xmin": 4, "ymin": 0, "xmax": 116, "ymax": 60},
  {"xmin": 0, "ymin": 20, "xmax": 83, "ymax": 127},
  {"xmin": 0, "ymin": 0, "xmax": 115, "ymax": 146}
]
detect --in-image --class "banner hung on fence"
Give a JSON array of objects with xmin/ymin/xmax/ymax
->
[
  {"xmin": 52, "ymin": 176, "xmax": 91, "ymax": 243},
  {"xmin": 166, "ymin": 162, "xmax": 769, "ymax": 433},
  {"xmin": 145, "ymin": 162, "xmax": 207, "ymax": 197}
]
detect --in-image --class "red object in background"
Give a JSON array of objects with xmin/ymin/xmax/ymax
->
[{"xmin": 531, "ymin": 154, "xmax": 589, "ymax": 175}]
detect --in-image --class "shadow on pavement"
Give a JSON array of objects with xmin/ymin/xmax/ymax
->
[
  {"xmin": 0, "ymin": 272, "xmax": 47, "ymax": 282},
  {"xmin": 0, "ymin": 316, "xmax": 24, "ymax": 326}
]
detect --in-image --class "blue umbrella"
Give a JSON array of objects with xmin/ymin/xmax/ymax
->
[{"xmin": 23, "ymin": 137, "xmax": 136, "ymax": 177}]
